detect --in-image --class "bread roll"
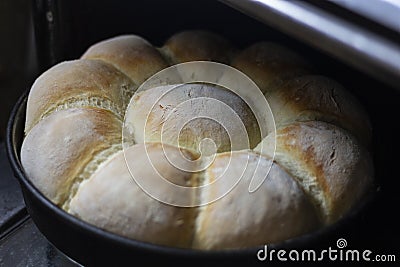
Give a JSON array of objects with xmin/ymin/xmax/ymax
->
[
  {"xmin": 20, "ymin": 30, "xmax": 373, "ymax": 250},
  {"xmin": 124, "ymin": 83, "xmax": 261, "ymax": 153},
  {"xmin": 69, "ymin": 143, "xmax": 199, "ymax": 248},
  {"xmin": 161, "ymin": 30, "xmax": 236, "ymax": 64},
  {"xmin": 254, "ymin": 121, "xmax": 373, "ymax": 224},
  {"xmin": 160, "ymin": 30, "xmax": 236, "ymax": 84},
  {"xmin": 228, "ymin": 42, "xmax": 313, "ymax": 94},
  {"xmin": 81, "ymin": 35, "xmax": 168, "ymax": 85},
  {"xmin": 21, "ymin": 108, "xmax": 121, "ymax": 206},
  {"xmin": 266, "ymin": 75, "xmax": 372, "ymax": 146},
  {"xmin": 24, "ymin": 59, "xmax": 135, "ymax": 134},
  {"xmin": 193, "ymin": 150, "xmax": 320, "ymax": 250}
]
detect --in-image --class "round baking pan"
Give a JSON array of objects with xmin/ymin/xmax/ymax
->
[{"xmin": 6, "ymin": 90, "xmax": 377, "ymax": 266}]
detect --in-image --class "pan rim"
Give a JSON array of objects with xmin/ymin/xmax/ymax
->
[{"xmin": 5, "ymin": 89, "xmax": 378, "ymax": 261}]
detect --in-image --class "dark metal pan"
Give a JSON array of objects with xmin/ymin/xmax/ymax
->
[{"xmin": 6, "ymin": 88, "xmax": 378, "ymax": 266}]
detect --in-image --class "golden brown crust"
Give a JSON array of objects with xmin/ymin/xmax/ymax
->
[
  {"xmin": 161, "ymin": 30, "xmax": 236, "ymax": 64},
  {"xmin": 125, "ymin": 83, "xmax": 261, "ymax": 153},
  {"xmin": 21, "ymin": 108, "xmax": 122, "ymax": 205},
  {"xmin": 254, "ymin": 121, "xmax": 373, "ymax": 224},
  {"xmin": 69, "ymin": 143, "xmax": 199, "ymax": 248},
  {"xmin": 267, "ymin": 75, "xmax": 372, "ymax": 146},
  {"xmin": 81, "ymin": 35, "xmax": 169, "ymax": 85},
  {"xmin": 230, "ymin": 42, "xmax": 313, "ymax": 94},
  {"xmin": 25, "ymin": 59, "xmax": 136, "ymax": 134},
  {"xmin": 193, "ymin": 151, "xmax": 320, "ymax": 250}
]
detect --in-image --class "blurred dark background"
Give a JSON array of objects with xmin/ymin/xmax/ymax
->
[{"xmin": 0, "ymin": 0, "xmax": 38, "ymax": 140}]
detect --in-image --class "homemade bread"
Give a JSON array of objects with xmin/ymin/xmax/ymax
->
[{"xmin": 21, "ymin": 30, "xmax": 373, "ymax": 250}]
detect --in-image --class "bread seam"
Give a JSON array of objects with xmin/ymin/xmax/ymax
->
[
  {"xmin": 85, "ymin": 56, "xmax": 148, "ymax": 87},
  {"xmin": 157, "ymin": 47, "xmax": 176, "ymax": 65},
  {"xmin": 270, "ymin": 151, "xmax": 329, "ymax": 223},
  {"xmin": 188, "ymin": 167, "xmax": 209, "ymax": 247},
  {"xmin": 80, "ymin": 59, "xmax": 137, "ymax": 109},
  {"xmin": 63, "ymin": 143, "xmax": 123, "ymax": 211},
  {"xmin": 36, "ymin": 96, "xmax": 124, "ymax": 129}
]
